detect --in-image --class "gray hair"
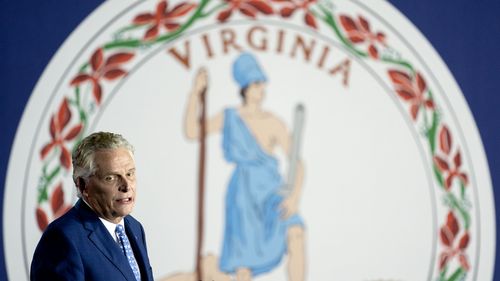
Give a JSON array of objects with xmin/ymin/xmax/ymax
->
[{"xmin": 72, "ymin": 132, "xmax": 134, "ymax": 197}]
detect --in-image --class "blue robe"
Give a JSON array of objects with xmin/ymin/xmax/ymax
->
[{"xmin": 219, "ymin": 108, "xmax": 303, "ymax": 276}]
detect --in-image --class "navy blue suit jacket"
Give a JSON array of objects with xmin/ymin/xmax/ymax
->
[{"xmin": 30, "ymin": 199, "xmax": 154, "ymax": 281}]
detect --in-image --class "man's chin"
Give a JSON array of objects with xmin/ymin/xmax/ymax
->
[{"xmin": 115, "ymin": 205, "xmax": 135, "ymax": 217}]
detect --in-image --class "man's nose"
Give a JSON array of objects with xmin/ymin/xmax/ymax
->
[{"xmin": 118, "ymin": 176, "xmax": 130, "ymax": 192}]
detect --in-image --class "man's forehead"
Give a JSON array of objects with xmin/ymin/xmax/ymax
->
[{"xmin": 93, "ymin": 148, "xmax": 135, "ymax": 168}]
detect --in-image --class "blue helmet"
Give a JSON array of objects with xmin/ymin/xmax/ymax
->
[{"xmin": 232, "ymin": 52, "xmax": 267, "ymax": 88}]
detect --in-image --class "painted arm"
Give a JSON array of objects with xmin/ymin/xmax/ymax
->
[{"xmin": 184, "ymin": 68, "xmax": 223, "ymax": 140}]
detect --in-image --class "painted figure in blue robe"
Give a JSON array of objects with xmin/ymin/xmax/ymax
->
[{"xmin": 184, "ymin": 53, "xmax": 306, "ymax": 281}]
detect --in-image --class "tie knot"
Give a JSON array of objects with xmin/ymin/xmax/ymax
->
[{"xmin": 116, "ymin": 224, "xmax": 125, "ymax": 235}]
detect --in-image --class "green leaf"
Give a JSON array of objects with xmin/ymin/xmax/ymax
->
[
  {"xmin": 37, "ymin": 188, "xmax": 48, "ymax": 204},
  {"xmin": 47, "ymin": 166, "xmax": 61, "ymax": 183},
  {"xmin": 446, "ymin": 267, "xmax": 465, "ymax": 281},
  {"xmin": 37, "ymin": 176, "xmax": 49, "ymax": 204},
  {"xmin": 433, "ymin": 163, "xmax": 445, "ymax": 188},
  {"xmin": 75, "ymin": 86, "xmax": 81, "ymax": 103},
  {"xmin": 79, "ymin": 62, "xmax": 88, "ymax": 72},
  {"xmin": 104, "ymin": 39, "xmax": 144, "ymax": 49},
  {"xmin": 439, "ymin": 266, "xmax": 448, "ymax": 281},
  {"xmin": 380, "ymin": 56, "xmax": 413, "ymax": 72},
  {"xmin": 447, "ymin": 192, "xmax": 471, "ymax": 229},
  {"xmin": 428, "ymin": 110, "xmax": 439, "ymax": 153}
]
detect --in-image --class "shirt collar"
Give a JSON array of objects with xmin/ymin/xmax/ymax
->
[{"xmin": 99, "ymin": 217, "xmax": 124, "ymax": 243}]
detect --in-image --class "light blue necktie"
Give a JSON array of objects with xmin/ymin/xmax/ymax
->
[{"xmin": 115, "ymin": 224, "xmax": 141, "ymax": 281}]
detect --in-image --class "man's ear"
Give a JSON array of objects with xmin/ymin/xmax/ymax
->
[{"xmin": 77, "ymin": 178, "xmax": 87, "ymax": 195}]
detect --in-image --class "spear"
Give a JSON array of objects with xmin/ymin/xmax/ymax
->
[{"xmin": 195, "ymin": 85, "xmax": 207, "ymax": 281}]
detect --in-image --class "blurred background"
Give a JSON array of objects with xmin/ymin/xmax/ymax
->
[{"xmin": 1, "ymin": 0, "xmax": 498, "ymax": 279}]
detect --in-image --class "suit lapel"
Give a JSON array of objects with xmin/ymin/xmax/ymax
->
[{"xmin": 75, "ymin": 200, "xmax": 138, "ymax": 281}]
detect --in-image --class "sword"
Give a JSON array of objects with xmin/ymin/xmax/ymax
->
[{"xmin": 281, "ymin": 103, "xmax": 305, "ymax": 196}]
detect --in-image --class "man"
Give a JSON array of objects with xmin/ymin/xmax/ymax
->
[{"xmin": 31, "ymin": 131, "xmax": 154, "ymax": 281}]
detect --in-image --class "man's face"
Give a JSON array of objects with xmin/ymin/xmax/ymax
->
[{"xmin": 82, "ymin": 147, "xmax": 136, "ymax": 223}]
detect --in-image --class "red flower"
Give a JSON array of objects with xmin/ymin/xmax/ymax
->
[
  {"xmin": 217, "ymin": 0, "xmax": 274, "ymax": 22},
  {"xmin": 433, "ymin": 125, "xmax": 469, "ymax": 190},
  {"xmin": 438, "ymin": 211, "xmax": 470, "ymax": 271},
  {"xmin": 40, "ymin": 98, "xmax": 83, "ymax": 170},
  {"xmin": 70, "ymin": 48, "xmax": 134, "ymax": 105},
  {"xmin": 133, "ymin": 0, "xmax": 197, "ymax": 40},
  {"xmin": 339, "ymin": 14, "xmax": 386, "ymax": 59},
  {"xmin": 36, "ymin": 183, "xmax": 72, "ymax": 232},
  {"xmin": 388, "ymin": 69, "xmax": 434, "ymax": 120},
  {"xmin": 50, "ymin": 183, "xmax": 72, "ymax": 219},
  {"xmin": 276, "ymin": 0, "xmax": 318, "ymax": 29},
  {"xmin": 36, "ymin": 207, "xmax": 49, "ymax": 232}
]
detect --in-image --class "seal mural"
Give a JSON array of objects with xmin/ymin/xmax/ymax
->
[{"xmin": 4, "ymin": 0, "xmax": 495, "ymax": 280}]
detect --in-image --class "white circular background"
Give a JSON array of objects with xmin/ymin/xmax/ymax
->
[{"xmin": 4, "ymin": 0, "xmax": 495, "ymax": 280}]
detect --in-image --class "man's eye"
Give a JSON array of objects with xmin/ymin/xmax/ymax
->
[
  {"xmin": 127, "ymin": 172, "xmax": 135, "ymax": 177},
  {"xmin": 104, "ymin": 175, "xmax": 115, "ymax": 182}
]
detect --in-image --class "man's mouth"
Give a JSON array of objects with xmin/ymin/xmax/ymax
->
[{"xmin": 116, "ymin": 197, "xmax": 132, "ymax": 203}]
